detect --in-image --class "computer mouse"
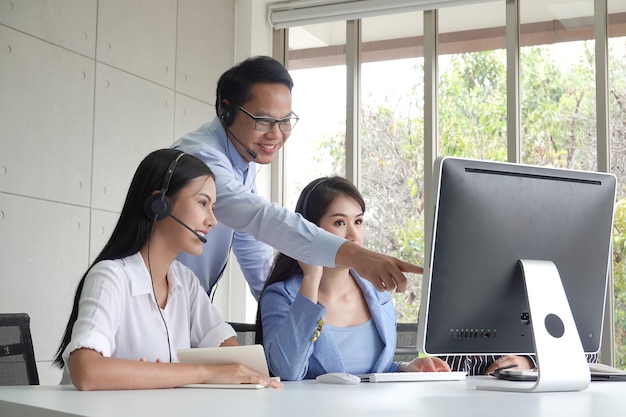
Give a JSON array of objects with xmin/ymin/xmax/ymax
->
[{"xmin": 315, "ymin": 372, "xmax": 361, "ymax": 385}]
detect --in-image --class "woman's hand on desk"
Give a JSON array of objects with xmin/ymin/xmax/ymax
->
[
  {"xmin": 485, "ymin": 355, "xmax": 534, "ymax": 376},
  {"xmin": 139, "ymin": 357, "xmax": 164, "ymax": 363},
  {"xmin": 201, "ymin": 364, "xmax": 283, "ymax": 388},
  {"xmin": 399, "ymin": 357, "xmax": 451, "ymax": 373},
  {"xmin": 138, "ymin": 352, "xmax": 282, "ymax": 388},
  {"xmin": 68, "ymin": 347, "xmax": 283, "ymax": 390}
]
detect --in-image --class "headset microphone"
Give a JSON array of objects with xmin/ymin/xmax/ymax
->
[
  {"xmin": 144, "ymin": 195, "xmax": 207, "ymax": 243},
  {"xmin": 227, "ymin": 127, "xmax": 258, "ymax": 160},
  {"xmin": 219, "ymin": 101, "xmax": 258, "ymax": 160},
  {"xmin": 164, "ymin": 211, "xmax": 208, "ymax": 244},
  {"xmin": 144, "ymin": 153, "xmax": 207, "ymax": 243}
]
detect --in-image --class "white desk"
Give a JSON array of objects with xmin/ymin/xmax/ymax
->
[{"xmin": 1, "ymin": 378, "xmax": 625, "ymax": 417}]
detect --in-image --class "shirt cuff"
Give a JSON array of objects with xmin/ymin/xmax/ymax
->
[
  {"xmin": 311, "ymin": 231, "xmax": 345, "ymax": 268},
  {"xmin": 197, "ymin": 322, "xmax": 238, "ymax": 349}
]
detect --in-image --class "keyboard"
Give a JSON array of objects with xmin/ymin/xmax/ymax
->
[{"xmin": 361, "ymin": 371, "xmax": 467, "ymax": 383}]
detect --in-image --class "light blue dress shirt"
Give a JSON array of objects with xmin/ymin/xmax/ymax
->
[
  {"xmin": 260, "ymin": 270, "xmax": 400, "ymax": 380},
  {"xmin": 172, "ymin": 118, "xmax": 345, "ymax": 300}
]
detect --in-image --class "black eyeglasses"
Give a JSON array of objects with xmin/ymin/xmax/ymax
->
[{"xmin": 237, "ymin": 106, "xmax": 299, "ymax": 132}]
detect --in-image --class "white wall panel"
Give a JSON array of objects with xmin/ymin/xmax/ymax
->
[
  {"xmin": 89, "ymin": 209, "xmax": 119, "ymax": 264},
  {"xmin": 97, "ymin": 0, "xmax": 177, "ymax": 88},
  {"xmin": 0, "ymin": 1, "xmax": 254, "ymax": 374},
  {"xmin": 0, "ymin": 193, "xmax": 90, "ymax": 365},
  {"xmin": 237, "ymin": 0, "xmax": 275, "ymax": 58},
  {"xmin": 0, "ymin": 0, "xmax": 97, "ymax": 57},
  {"xmin": 37, "ymin": 362, "xmax": 62, "ymax": 386},
  {"xmin": 0, "ymin": 26, "xmax": 94, "ymax": 206},
  {"xmin": 174, "ymin": 93, "xmax": 213, "ymax": 139},
  {"xmin": 176, "ymin": 0, "xmax": 235, "ymax": 103},
  {"xmin": 92, "ymin": 64, "xmax": 175, "ymax": 212}
]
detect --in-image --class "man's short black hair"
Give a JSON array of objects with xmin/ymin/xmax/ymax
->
[{"xmin": 215, "ymin": 55, "xmax": 294, "ymax": 114}]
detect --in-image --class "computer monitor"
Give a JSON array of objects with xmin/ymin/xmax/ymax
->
[{"xmin": 417, "ymin": 157, "xmax": 616, "ymax": 392}]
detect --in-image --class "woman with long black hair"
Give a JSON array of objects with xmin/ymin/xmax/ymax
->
[{"xmin": 54, "ymin": 149, "xmax": 280, "ymax": 390}]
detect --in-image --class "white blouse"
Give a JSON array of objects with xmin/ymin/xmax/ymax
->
[{"xmin": 61, "ymin": 252, "xmax": 235, "ymax": 382}]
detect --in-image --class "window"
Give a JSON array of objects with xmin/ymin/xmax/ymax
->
[
  {"xmin": 520, "ymin": 0, "xmax": 597, "ymax": 170},
  {"xmin": 361, "ymin": 11, "xmax": 425, "ymax": 320},
  {"xmin": 285, "ymin": 22, "xmax": 347, "ymax": 211},
  {"xmin": 277, "ymin": 0, "xmax": 626, "ymax": 367},
  {"xmin": 438, "ymin": 2, "xmax": 507, "ymax": 160}
]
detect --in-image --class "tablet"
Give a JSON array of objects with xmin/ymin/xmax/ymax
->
[
  {"xmin": 178, "ymin": 383, "xmax": 266, "ymax": 389},
  {"xmin": 177, "ymin": 345, "xmax": 270, "ymax": 377}
]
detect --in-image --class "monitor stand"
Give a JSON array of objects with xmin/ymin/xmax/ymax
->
[{"xmin": 477, "ymin": 259, "xmax": 590, "ymax": 393}]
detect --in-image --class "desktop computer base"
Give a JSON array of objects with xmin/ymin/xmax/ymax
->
[{"xmin": 477, "ymin": 259, "xmax": 590, "ymax": 393}]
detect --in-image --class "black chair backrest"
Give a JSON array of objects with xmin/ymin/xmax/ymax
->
[
  {"xmin": 394, "ymin": 322, "xmax": 419, "ymax": 362},
  {"xmin": 0, "ymin": 313, "xmax": 39, "ymax": 385},
  {"xmin": 228, "ymin": 322, "xmax": 257, "ymax": 346}
]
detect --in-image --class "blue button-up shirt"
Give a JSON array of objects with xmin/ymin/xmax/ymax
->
[{"xmin": 172, "ymin": 117, "xmax": 344, "ymax": 300}]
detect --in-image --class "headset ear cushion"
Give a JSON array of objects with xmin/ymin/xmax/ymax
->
[
  {"xmin": 219, "ymin": 104, "xmax": 233, "ymax": 127},
  {"xmin": 144, "ymin": 194, "xmax": 170, "ymax": 221}
]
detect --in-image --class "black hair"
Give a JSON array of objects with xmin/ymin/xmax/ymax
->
[
  {"xmin": 215, "ymin": 55, "xmax": 294, "ymax": 116},
  {"xmin": 53, "ymin": 149, "xmax": 214, "ymax": 368},
  {"xmin": 255, "ymin": 176, "xmax": 365, "ymax": 344}
]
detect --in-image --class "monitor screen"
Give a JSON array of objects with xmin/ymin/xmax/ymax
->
[{"xmin": 417, "ymin": 157, "xmax": 616, "ymax": 357}]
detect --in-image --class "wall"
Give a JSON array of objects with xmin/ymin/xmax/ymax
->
[{"xmin": 0, "ymin": 0, "xmax": 275, "ymax": 384}]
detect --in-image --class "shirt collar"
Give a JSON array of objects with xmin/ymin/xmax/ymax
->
[
  {"xmin": 126, "ymin": 252, "xmax": 183, "ymax": 298},
  {"xmin": 211, "ymin": 117, "xmax": 251, "ymax": 176}
]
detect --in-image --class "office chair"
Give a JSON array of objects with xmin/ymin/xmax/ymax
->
[
  {"xmin": 394, "ymin": 322, "xmax": 419, "ymax": 362},
  {"xmin": 0, "ymin": 313, "xmax": 39, "ymax": 385},
  {"xmin": 227, "ymin": 322, "xmax": 257, "ymax": 346}
]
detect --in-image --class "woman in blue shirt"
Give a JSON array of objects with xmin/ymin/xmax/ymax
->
[{"xmin": 257, "ymin": 176, "xmax": 450, "ymax": 380}]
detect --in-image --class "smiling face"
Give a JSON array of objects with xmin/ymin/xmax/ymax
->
[
  {"xmin": 159, "ymin": 175, "xmax": 217, "ymax": 256},
  {"xmin": 318, "ymin": 194, "xmax": 365, "ymax": 246},
  {"xmin": 226, "ymin": 82, "xmax": 293, "ymax": 164}
]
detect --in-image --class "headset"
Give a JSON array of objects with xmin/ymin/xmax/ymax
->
[
  {"xmin": 218, "ymin": 98, "xmax": 258, "ymax": 160},
  {"xmin": 216, "ymin": 73, "xmax": 258, "ymax": 159},
  {"xmin": 301, "ymin": 177, "xmax": 329, "ymax": 219},
  {"xmin": 218, "ymin": 101, "xmax": 235, "ymax": 127},
  {"xmin": 143, "ymin": 152, "xmax": 207, "ymax": 243},
  {"xmin": 143, "ymin": 152, "xmax": 185, "ymax": 364},
  {"xmin": 144, "ymin": 153, "xmax": 184, "ymax": 221},
  {"xmin": 216, "ymin": 64, "xmax": 237, "ymax": 128}
]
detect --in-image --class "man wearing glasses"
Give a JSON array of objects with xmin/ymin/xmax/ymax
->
[{"xmin": 172, "ymin": 56, "xmax": 419, "ymax": 301}]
